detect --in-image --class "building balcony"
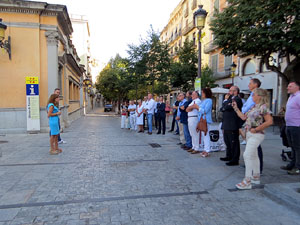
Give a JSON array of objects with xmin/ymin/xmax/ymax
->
[
  {"xmin": 204, "ymin": 40, "xmax": 219, "ymax": 53},
  {"xmin": 182, "ymin": 22, "xmax": 195, "ymax": 36}
]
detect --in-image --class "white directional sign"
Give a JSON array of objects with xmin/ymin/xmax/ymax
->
[{"xmin": 26, "ymin": 77, "xmax": 40, "ymax": 132}]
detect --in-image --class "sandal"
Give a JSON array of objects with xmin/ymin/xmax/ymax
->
[
  {"xmin": 236, "ymin": 179, "xmax": 252, "ymax": 190},
  {"xmin": 251, "ymin": 175, "xmax": 260, "ymax": 184},
  {"xmin": 49, "ymin": 150, "xmax": 59, "ymax": 155},
  {"xmin": 56, "ymin": 148, "xmax": 63, "ymax": 153},
  {"xmin": 191, "ymin": 150, "xmax": 200, "ymax": 154},
  {"xmin": 201, "ymin": 152, "xmax": 210, "ymax": 158}
]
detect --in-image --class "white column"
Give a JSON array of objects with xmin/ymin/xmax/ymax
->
[{"xmin": 45, "ymin": 31, "xmax": 59, "ymax": 97}]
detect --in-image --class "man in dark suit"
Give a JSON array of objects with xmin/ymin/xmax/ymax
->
[
  {"xmin": 157, "ymin": 96, "xmax": 166, "ymax": 135},
  {"xmin": 220, "ymin": 86, "xmax": 243, "ymax": 166},
  {"xmin": 180, "ymin": 91, "xmax": 193, "ymax": 150}
]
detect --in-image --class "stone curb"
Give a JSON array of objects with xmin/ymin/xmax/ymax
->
[{"xmin": 264, "ymin": 182, "xmax": 300, "ymax": 213}]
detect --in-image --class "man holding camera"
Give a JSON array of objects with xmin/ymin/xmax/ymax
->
[{"xmin": 220, "ymin": 86, "xmax": 243, "ymax": 166}]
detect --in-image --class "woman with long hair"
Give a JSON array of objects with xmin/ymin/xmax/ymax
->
[
  {"xmin": 232, "ymin": 88, "xmax": 273, "ymax": 189},
  {"xmin": 47, "ymin": 94, "xmax": 62, "ymax": 155},
  {"xmin": 198, "ymin": 88, "xmax": 213, "ymax": 158}
]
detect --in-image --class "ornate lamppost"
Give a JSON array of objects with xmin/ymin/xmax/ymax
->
[
  {"xmin": 0, "ymin": 18, "xmax": 11, "ymax": 60},
  {"xmin": 231, "ymin": 62, "xmax": 237, "ymax": 85},
  {"xmin": 193, "ymin": 5, "xmax": 207, "ymax": 94}
]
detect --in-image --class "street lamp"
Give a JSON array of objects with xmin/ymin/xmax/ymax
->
[
  {"xmin": 230, "ymin": 62, "xmax": 237, "ymax": 85},
  {"xmin": 0, "ymin": 18, "xmax": 11, "ymax": 60},
  {"xmin": 193, "ymin": 5, "xmax": 207, "ymax": 94}
]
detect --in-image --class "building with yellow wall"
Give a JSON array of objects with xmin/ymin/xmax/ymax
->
[{"xmin": 0, "ymin": 0, "xmax": 90, "ymax": 133}]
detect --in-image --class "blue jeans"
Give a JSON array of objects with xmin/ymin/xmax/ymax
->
[
  {"xmin": 147, "ymin": 114, "xmax": 153, "ymax": 133},
  {"xmin": 183, "ymin": 123, "xmax": 192, "ymax": 148}
]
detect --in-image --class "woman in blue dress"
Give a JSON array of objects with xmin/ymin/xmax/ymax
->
[
  {"xmin": 198, "ymin": 88, "xmax": 213, "ymax": 158},
  {"xmin": 47, "ymin": 94, "xmax": 61, "ymax": 155}
]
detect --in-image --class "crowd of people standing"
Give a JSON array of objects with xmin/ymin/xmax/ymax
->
[{"xmin": 120, "ymin": 79, "xmax": 300, "ymax": 190}]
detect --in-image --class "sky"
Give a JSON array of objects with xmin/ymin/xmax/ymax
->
[{"xmin": 45, "ymin": 0, "xmax": 181, "ymax": 80}]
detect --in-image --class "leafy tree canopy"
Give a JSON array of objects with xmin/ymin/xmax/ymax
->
[
  {"xmin": 95, "ymin": 54, "xmax": 133, "ymax": 102},
  {"xmin": 170, "ymin": 40, "xmax": 198, "ymax": 91},
  {"xmin": 210, "ymin": 0, "xmax": 300, "ymax": 81}
]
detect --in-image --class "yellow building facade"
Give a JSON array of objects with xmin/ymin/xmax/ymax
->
[
  {"xmin": 0, "ymin": 1, "xmax": 90, "ymax": 133},
  {"xmin": 160, "ymin": 0, "xmax": 211, "ymax": 65}
]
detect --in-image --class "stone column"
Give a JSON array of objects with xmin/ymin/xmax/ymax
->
[{"xmin": 45, "ymin": 31, "xmax": 59, "ymax": 97}]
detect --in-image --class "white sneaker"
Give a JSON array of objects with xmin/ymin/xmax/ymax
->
[
  {"xmin": 58, "ymin": 140, "xmax": 67, "ymax": 144},
  {"xmin": 241, "ymin": 140, "xmax": 247, "ymax": 145}
]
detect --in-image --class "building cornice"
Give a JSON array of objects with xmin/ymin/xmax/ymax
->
[
  {"xmin": 0, "ymin": 0, "xmax": 73, "ymax": 35},
  {"xmin": 66, "ymin": 53, "xmax": 83, "ymax": 77}
]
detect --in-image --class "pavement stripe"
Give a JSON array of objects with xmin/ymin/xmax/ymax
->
[
  {"xmin": 0, "ymin": 191, "xmax": 209, "ymax": 209},
  {"xmin": 0, "ymin": 162, "xmax": 78, "ymax": 167},
  {"xmin": 227, "ymin": 185, "xmax": 265, "ymax": 192}
]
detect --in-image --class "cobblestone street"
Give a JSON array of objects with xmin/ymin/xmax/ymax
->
[{"xmin": 0, "ymin": 112, "xmax": 299, "ymax": 225}]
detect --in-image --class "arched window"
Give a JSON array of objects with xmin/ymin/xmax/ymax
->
[{"xmin": 243, "ymin": 59, "xmax": 256, "ymax": 76}]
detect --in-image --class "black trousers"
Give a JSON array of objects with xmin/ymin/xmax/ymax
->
[
  {"xmin": 157, "ymin": 115, "xmax": 166, "ymax": 134},
  {"xmin": 170, "ymin": 111, "xmax": 177, "ymax": 131},
  {"xmin": 258, "ymin": 145, "xmax": 263, "ymax": 173},
  {"xmin": 143, "ymin": 114, "xmax": 147, "ymax": 130},
  {"xmin": 224, "ymin": 130, "xmax": 240, "ymax": 163},
  {"xmin": 154, "ymin": 113, "xmax": 158, "ymax": 129},
  {"xmin": 286, "ymin": 126, "xmax": 300, "ymax": 169}
]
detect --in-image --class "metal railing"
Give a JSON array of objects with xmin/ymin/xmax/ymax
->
[
  {"xmin": 182, "ymin": 22, "xmax": 195, "ymax": 35},
  {"xmin": 204, "ymin": 40, "xmax": 219, "ymax": 53}
]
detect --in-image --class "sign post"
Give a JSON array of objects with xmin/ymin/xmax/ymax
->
[
  {"xmin": 26, "ymin": 77, "xmax": 40, "ymax": 132},
  {"xmin": 194, "ymin": 77, "xmax": 201, "ymax": 94}
]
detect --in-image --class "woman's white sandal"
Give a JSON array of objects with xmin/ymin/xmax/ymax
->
[
  {"xmin": 236, "ymin": 179, "xmax": 252, "ymax": 190},
  {"xmin": 251, "ymin": 176, "xmax": 260, "ymax": 184}
]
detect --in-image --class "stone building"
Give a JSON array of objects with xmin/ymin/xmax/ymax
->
[{"xmin": 0, "ymin": 0, "xmax": 90, "ymax": 133}]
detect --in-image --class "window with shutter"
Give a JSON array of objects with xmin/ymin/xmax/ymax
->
[
  {"xmin": 211, "ymin": 54, "xmax": 218, "ymax": 73},
  {"xmin": 192, "ymin": 0, "xmax": 197, "ymax": 10},
  {"xmin": 224, "ymin": 55, "xmax": 232, "ymax": 71},
  {"xmin": 214, "ymin": 0, "xmax": 219, "ymax": 12}
]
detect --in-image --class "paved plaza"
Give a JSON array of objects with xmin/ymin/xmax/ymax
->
[{"xmin": 0, "ymin": 110, "xmax": 299, "ymax": 225}]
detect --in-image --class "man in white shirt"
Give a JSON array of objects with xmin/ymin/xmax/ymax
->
[
  {"xmin": 144, "ymin": 93, "xmax": 156, "ymax": 135},
  {"xmin": 186, "ymin": 91, "xmax": 201, "ymax": 154},
  {"xmin": 128, "ymin": 100, "xmax": 137, "ymax": 131}
]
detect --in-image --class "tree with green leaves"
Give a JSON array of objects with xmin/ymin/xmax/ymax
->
[
  {"xmin": 170, "ymin": 40, "xmax": 198, "ymax": 91},
  {"xmin": 127, "ymin": 26, "xmax": 171, "ymax": 96},
  {"xmin": 95, "ymin": 54, "xmax": 133, "ymax": 109},
  {"xmin": 201, "ymin": 65, "xmax": 217, "ymax": 88},
  {"xmin": 145, "ymin": 27, "xmax": 171, "ymax": 93},
  {"xmin": 127, "ymin": 41, "xmax": 149, "ymax": 100},
  {"xmin": 210, "ymin": 0, "xmax": 300, "ymax": 82}
]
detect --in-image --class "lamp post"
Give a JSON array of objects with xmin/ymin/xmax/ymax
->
[
  {"xmin": 0, "ymin": 18, "xmax": 11, "ymax": 60},
  {"xmin": 193, "ymin": 5, "xmax": 207, "ymax": 94},
  {"xmin": 230, "ymin": 62, "xmax": 237, "ymax": 86}
]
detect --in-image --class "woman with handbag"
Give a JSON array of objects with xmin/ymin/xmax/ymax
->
[
  {"xmin": 232, "ymin": 88, "xmax": 273, "ymax": 189},
  {"xmin": 197, "ymin": 88, "xmax": 213, "ymax": 158}
]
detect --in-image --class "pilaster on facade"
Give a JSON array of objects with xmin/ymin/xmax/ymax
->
[{"xmin": 45, "ymin": 30, "xmax": 59, "ymax": 46}]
